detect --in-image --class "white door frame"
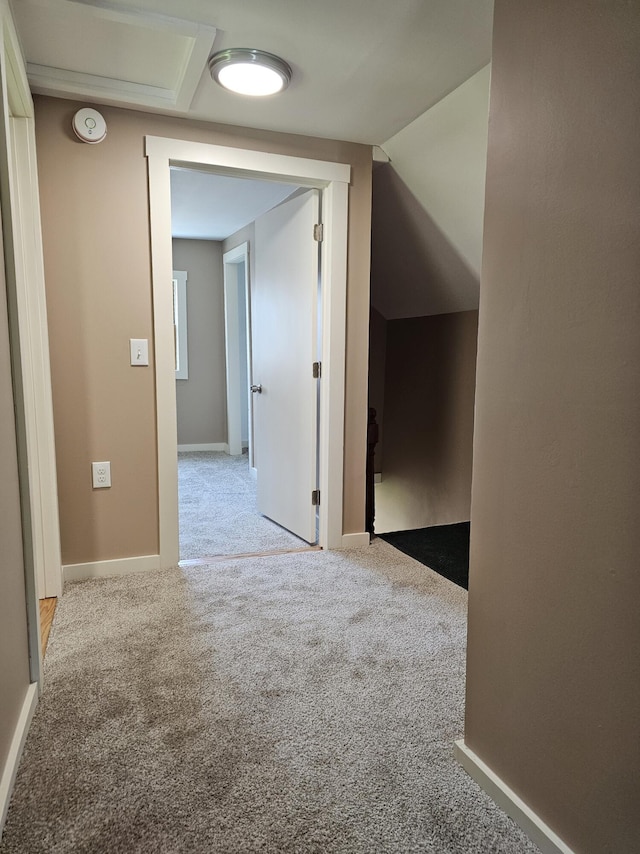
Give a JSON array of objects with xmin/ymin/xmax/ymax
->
[
  {"xmin": 223, "ymin": 242, "xmax": 252, "ymax": 463},
  {"xmin": 146, "ymin": 136, "xmax": 350, "ymax": 566},
  {"xmin": 8, "ymin": 117, "xmax": 62, "ymax": 604},
  {"xmin": 0, "ymin": 1, "xmax": 62, "ymax": 692},
  {"xmin": 172, "ymin": 270, "xmax": 188, "ymax": 380}
]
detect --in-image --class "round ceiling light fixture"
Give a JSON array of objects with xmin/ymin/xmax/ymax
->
[{"xmin": 208, "ymin": 48, "xmax": 292, "ymax": 97}]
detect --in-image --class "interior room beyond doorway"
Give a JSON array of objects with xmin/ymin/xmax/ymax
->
[
  {"xmin": 171, "ymin": 167, "xmax": 313, "ymax": 562},
  {"xmin": 178, "ymin": 450, "xmax": 308, "ymax": 561}
]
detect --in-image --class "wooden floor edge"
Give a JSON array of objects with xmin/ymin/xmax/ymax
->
[
  {"xmin": 179, "ymin": 545, "xmax": 322, "ymax": 567},
  {"xmin": 39, "ymin": 597, "xmax": 57, "ymax": 658}
]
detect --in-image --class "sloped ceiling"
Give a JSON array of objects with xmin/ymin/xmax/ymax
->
[
  {"xmin": 372, "ymin": 65, "xmax": 491, "ymax": 319},
  {"xmin": 13, "ymin": 0, "xmax": 494, "ymax": 144}
]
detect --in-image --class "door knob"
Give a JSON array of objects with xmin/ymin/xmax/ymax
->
[{"xmin": 250, "ymin": 384, "xmax": 262, "ymax": 394}]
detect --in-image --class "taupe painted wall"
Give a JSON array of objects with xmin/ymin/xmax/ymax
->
[
  {"xmin": 34, "ymin": 96, "xmax": 372, "ymax": 565},
  {"xmin": 465, "ymin": 1, "xmax": 640, "ymax": 851},
  {"xmin": 367, "ymin": 306, "xmax": 387, "ymax": 471},
  {"xmin": 375, "ymin": 311, "xmax": 477, "ymax": 533},
  {"xmin": 0, "ymin": 240, "xmax": 30, "ymax": 786},
  {"xmin": 172, "ymin": 239, "xmax": 226, "ymax": 446}
]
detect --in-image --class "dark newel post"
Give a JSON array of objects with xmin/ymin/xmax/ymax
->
[{"xmin": 366, "ymin": 407, "xmax": 379, "ymax": 536}]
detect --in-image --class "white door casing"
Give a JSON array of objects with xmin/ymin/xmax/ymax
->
[
  {"xmin": 146, "ymin": 136, "xmax": 351, "ymax": 566},
  {"xmin": 223, "ymin": 242, "xmax": 251, "ymax": 460},
  {"xmin": 3, "ymin": 22, "xmax": 61, "ymax": 605},
  {"xmin": 253, "ymin": 190, "xmax": 319, "ymax": 543},
  {"xmin": 172, "ymin": 270, "xmax": 188, "ymax": 380},
  {"xmin": 0, "ymin": 1, "xmax": 63, "ymax": 696}
]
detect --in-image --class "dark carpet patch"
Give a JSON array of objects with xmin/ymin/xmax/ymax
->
[{"xmin": 378, "ymin": 522, "xmax": 470, "ymax": 589}]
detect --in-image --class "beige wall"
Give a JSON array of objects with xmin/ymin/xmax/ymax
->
[
  {"xmin": 172, "ymin": 239, "xmax": 226, "ymax": 446},
  {"xmin": 0, "ymin": 239, "xmax": 31, "ymax": 789},
  {"xmin": 465, "ymin": 1, "xmax": 640, "ymax": 851},
  {"xmin": 375, "ymin": 311, "xmax": 477, "ymax": 533},
  {"xmin": 367, "ymin": 306, "xmax": 387, "ymax": 471},
  {"xmin": 34, "ymin": 96, "xmax": 372, "ymax": 565}
]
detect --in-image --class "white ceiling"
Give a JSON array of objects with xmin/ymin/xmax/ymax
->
[
  {"xmin": 13, "ymin": 0, "xmax": 494, "ymax": 145},
  {"xmin": 170, "ymin": 169, "xmax": 297, "ymax": 240}
]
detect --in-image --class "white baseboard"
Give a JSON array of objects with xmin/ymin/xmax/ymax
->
[
  {"xmin": 177, "ymin": 443, "xmax": 229, "ymax": 453},
  {"xmin": 340, "ymin": 532, "xmax": 370, "ymax": 549},
  {"xmin": 0, "ymin": 682, "xmax": 38, "ymax": 838},
  {"xmin": 63, "ymin": 554, "xmax": 162, "ymax": 583},
  {"xmin": 454, "ymin": 740, "xmax": 575, "ymax": 854}
]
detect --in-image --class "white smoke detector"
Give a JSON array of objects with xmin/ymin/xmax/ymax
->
[{"xmin": 72, "ymin": 108, "xmax": 107, "ymax": 144}]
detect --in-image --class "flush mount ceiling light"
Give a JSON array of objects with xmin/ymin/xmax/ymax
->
[{"xmin": 208, "ymin": 48, "xmax": 292, "ymax": 96}]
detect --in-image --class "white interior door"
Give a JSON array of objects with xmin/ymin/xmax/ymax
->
[{"xmin": 253, "ymin": 190, "xmax": 320, "ymax": 543}]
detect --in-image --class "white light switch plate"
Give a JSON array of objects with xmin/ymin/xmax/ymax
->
[
  {"xmin": 130, "ymin": 338, "xmax": 149, "ymax": 366},
  {"xmin": 92, "ymin": 461, "xmax": 111, "ymax": 488}
]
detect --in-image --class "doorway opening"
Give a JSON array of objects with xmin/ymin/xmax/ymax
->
[
  {"xmin": 169, "ymin": 166, "xmax": 319, "ymax": 562},
  {"xmin": 147, "ymin": 136, "xmax": 352, "ymax": 568}
]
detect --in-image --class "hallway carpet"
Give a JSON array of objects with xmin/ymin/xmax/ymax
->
[
  {"xmin": 0, "ymin": 542, "xmax": 539, "ymax": 853},
  {"xmin": 178, "ymin": 451, "xmax": 308, "ymax": 559}
]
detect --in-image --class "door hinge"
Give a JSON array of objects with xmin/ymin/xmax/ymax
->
[
  {"xmin": 312, "ymin": 361, "xmax": 322, "ymax": 379},
  {"xmin": 313, "ymin": 223, "xmax": 324, "ymax": 242},
  {"xmin": 311, "ymin": 489, "xmax": 321, "ymax": 506}
]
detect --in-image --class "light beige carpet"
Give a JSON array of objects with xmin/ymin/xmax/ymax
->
[
  {"xmin": 179, "ymin": 451, "xmax": 308, "ymax": 560},
  {"xmin": 0, "ymin": 541, "xmax": 540, "ymax": 853}
]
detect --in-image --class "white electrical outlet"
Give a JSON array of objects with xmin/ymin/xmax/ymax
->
[{"xmin": 92, "ymin": 461, "xmax": 111, "ymax": 488}]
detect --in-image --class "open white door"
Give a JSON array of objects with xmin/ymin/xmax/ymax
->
[{"xmin": 253, "ymin": 190, "xmax": 320, "ymax": 543}]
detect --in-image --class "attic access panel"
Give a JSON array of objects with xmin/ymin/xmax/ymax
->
[{"xmin": 15, "ymin": 0, "xmax": 216, "ymax": 111}]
